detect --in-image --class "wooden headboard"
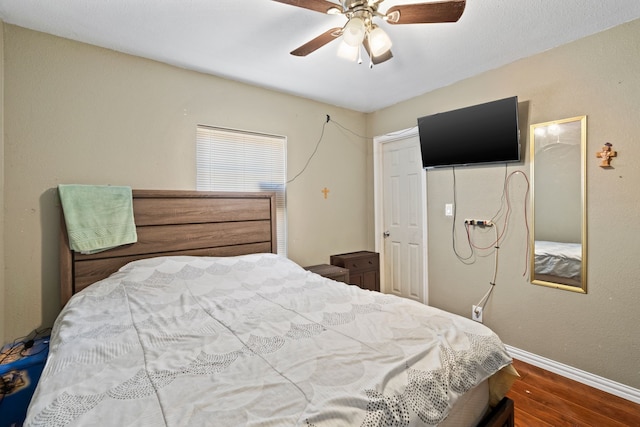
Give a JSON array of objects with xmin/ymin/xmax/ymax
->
[{"xmin": 59, "ymin": 190, "xmax": 277, "ymax": 306}]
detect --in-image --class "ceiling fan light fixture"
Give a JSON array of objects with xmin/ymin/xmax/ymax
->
[
  {"xmin": 279, "ymin": 0, "xmax": 467, "ymax": 66},
  {"xmin": 337, "ymin": 40, "xmax": 360, "ymax": 61},
  {"xmin": 368, "ymin": 26, "xmax": 392, "ymax": 56},
  {"xmin": 343, "ymin": 17, "xmax": 366, "ymax": 46}
]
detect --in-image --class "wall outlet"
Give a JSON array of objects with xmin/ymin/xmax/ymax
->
[{"xmin": 472, "ymin": 305, "xmax": 483, "ymax": 323}]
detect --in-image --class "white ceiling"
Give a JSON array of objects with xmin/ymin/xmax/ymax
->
[{"xmin": 1, "ymin": 0, "xmax": 640, "ymax": 113}]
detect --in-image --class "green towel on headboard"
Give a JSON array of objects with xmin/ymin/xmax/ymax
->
[{"xmin": 58, "ymin": 184, "xmax": 137, "ymax": 254}]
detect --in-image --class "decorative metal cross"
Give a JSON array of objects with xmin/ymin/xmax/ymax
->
[{"xmin": 321, "ymin": 187, "xmax": 330, "ymax": 199}]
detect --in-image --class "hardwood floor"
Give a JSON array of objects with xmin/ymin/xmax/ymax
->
[{"xmin": 506, "ymin": 359, "xmax": 640, "ymax": 426}]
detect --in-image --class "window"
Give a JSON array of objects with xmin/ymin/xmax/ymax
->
[{"xmin": 196, "ymin": 125, "xmax": 287, "ymax": 255}]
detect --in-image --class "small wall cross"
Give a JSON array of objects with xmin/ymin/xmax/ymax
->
[
  {"xmin": 596, "ymin": 142, "xmax": 617, "ymax": 167},
  {"xmin": 321, "ymin": 187, "xmax": 330, "ymax": 199}
]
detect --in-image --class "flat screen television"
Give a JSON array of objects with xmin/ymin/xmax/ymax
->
[{"xmin": 417, "ymin": 96, "xmax": 520, "ymax": 169}]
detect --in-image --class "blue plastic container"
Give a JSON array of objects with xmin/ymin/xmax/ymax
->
[{"xmin": 0, "ymin": 336, "xmax": 50, "ymax": 427}]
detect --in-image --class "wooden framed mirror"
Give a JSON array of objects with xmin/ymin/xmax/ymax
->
[{"xmin": 530, "ymin": 116, "xmax": 587, "ymax": 293}]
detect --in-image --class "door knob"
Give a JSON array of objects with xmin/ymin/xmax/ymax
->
[{"xmin": 383, "ymin": 231, "xmax": 390, "ymax": 238}]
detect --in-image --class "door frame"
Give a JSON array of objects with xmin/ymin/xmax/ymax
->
[{"xmin": 373, "ymin": 128, "xmax": 429, "ymax": 304}]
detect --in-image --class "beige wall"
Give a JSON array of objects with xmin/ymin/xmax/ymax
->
[
  {"xmin": 368, "ymin": 19, "xmax": 640, "ymax": 389},
  {"xmin": 2, "ymin": 25, "xmax": 369, "ymax": 340}
]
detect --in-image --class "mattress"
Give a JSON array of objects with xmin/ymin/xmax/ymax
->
[
  {"xmin": 25, "ymin": 253, "xmax": 512, "ymax": 426},
  {"xmin": 534, "ymin": 240, "xmax": 582, "ymax": 279},
  {"xmin": 439, "ymin": 380, "xmax": 489, "ymax": 427}
]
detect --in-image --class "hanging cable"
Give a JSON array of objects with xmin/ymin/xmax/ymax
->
[
  {"xmin": 461, "ymin": 168, "xmax": 530, "ymax": 277},
  {"xmin": 452, "ymin": 165, "xmax": 530, "ymax": 316},
  {"xmin": 487, "ymin": 170, "xmax": 530, "ymax": 277},
  {"xmin": 288, "ymin": 114, "xmax": 384, "ymax": 184},
  {"xmin": 451, "ymin": 166, "xmax": 475, "ymax": 264},
  {"xmin": 473, "ymin": 224, "xmax": 499, "ymax": 312},
  {"xmin": 287, "ymin": 115, "xmax": 329, "ymax": 184},
  {"xmin": 489, "ymin": 163, "xmax": 509, "ymax": 221},
  {"xmin": 328, "ymin": 117, "xmax": 370, "ymax": 139}
]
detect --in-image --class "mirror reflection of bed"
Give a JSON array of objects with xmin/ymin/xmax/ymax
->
[{"xmin": 534, "ymin": 240, "xmax": 582, "ymax": 287}]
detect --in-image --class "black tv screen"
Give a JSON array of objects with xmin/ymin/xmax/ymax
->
[{"xmin": 418, "ymin": 96, "xmax": 520, "ymax": 168}]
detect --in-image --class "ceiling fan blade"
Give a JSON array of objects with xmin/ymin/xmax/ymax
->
[
  {"xmin": 272, "ymin": 0, "xmax": 341, "ymax": 14},
  {"xmin": 363, "ymin": 39, "xmax": 393, "ymax": 65},
  {"xmin": 291, "ymin": 27, "xmax": 342, "ymax": 56},
  {"xmin": 386, "ymin": 0, "xmax": 466, "ymax": 25}
]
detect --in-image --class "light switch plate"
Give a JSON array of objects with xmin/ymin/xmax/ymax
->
[{"xmin": 445, "ymin": 203, "xmax": 453, "ymax": 217}]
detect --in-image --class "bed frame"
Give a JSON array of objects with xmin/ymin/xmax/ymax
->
[
  {"xmin": 59, "ymin": 190, "xmax": 277, "ymax": 306},
  {"xmin": 58, "ymin": 188, "xmax": 513, "ymax": 427},
  {"xmin": 478, "ymin": 397, "xmax": 514, "ymax": 427}
]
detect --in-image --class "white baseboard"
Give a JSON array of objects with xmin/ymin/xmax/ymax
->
[{"xmin": 505, "ymin": 345, "xmax": 640, "ymax": 405}]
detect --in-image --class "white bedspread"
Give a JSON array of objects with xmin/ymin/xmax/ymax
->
[{"xmin": 26, "ymin": 254, "xmax": 512, "ymax": 426}]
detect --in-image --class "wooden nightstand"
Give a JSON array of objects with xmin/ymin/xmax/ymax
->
[
  {"xmin": 304, "ymin": 264, "xmax": 350, "ymax": 284},
  {"xmin": 330, "ymin": 251, "xmax": 380, "ymax": 292}
]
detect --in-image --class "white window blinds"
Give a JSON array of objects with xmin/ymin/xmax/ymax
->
[{"xmin": 196, "ymin": 125, "xmax": 287, "ymax": 255}]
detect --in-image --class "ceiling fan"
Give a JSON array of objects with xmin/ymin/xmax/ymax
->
[{"xmin": 273, "ymin": 0, "xmax": 466, "ymax": 66}]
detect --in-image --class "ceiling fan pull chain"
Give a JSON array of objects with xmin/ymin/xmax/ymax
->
[{"xmin": 366, "ymin": 31, "xmax": 374, "ymax": 68}]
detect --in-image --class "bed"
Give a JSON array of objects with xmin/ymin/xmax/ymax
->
[
  {"xmin": 534, "ymin": 240, "xmax": 582, "ymax": 286},
  {"xmin": 26, "ymin": 190, "xmax": 515, "ymax": 426}
]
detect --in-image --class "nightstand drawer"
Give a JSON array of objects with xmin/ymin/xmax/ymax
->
[
  {"xmin": 342, "ymin": 255, "xmax": 379, "ymax": 273},
  {"xmin": 330, "ymin": 251, "xmax": 380, "ymax": 292},
  {"xmin": 330, "ymin": 251, "xmax": 379, "ymax": 273}
]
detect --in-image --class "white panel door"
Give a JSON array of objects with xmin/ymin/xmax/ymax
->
[{"xmin": 382, "ymin": 136, "xmax": 426, "ymax": 303}]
